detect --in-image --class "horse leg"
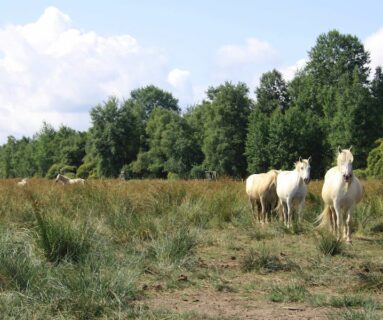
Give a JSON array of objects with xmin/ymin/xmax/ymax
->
[
  {"xmin": 329, "ymin": 206, "xmax": 336, "ymax": 234},
  {"xmin": 345, "ymin": 209, "xmax": 353, "ymax": 243},
  {"xmin": 249, "ymin": 197, "xmax": 255, "ymax": 216},
  {"xmin": 297, "ymin": 199, "xmax": 304, "ymax": 224},
  {"xmin": 249, "ymin": 198, "xmax": 258, "ymax": 223},
  {"xmin": 333, "ymin": 202, "xmax": 342, "ymax": 240},
  {"xmin": 286, "ymin": 199, "xmax": 293, "ymax": 228},
  {"xmin": 281, "ymin": 201, "xmax": 288, "ymax": 226},
  {"xmin": 256, "ymin": 200, "xmax": 262, "ymax": 224},
  {"xmin": 260, "ymin": 196, "xmax": 267, "ymax": 224}
]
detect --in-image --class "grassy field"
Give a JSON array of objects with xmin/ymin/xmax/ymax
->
[{"xmin": 0, "ymin": 178, "xmax": 382, "ymax": 319}]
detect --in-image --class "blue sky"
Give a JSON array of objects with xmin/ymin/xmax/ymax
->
[{"xmin": 0, "ymin": 1, "xmax": 383, "ymax": 142}]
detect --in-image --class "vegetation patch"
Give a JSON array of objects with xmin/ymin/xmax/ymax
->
[
  {"xmin": 316, "ymin": 231, "xmax": 344, "ymax": 256},
  {"xmin": 268, "ymin": 284, "xmax": 308, "ymax": 303}
]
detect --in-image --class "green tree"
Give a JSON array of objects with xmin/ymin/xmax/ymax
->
[
  {"xmin": 54, "ymin": 126, "xmax": 87, "ymax": 168},
  {"xmin": 89, "ymin": 97, "xmax": 140, "ymax": 177},
  {"xmin": 128, "ymin": 85, "xmax": 180, "ymax": 120},
  {"xmin": 202, "ymin": 82, "xmax": 252, "ymax": 177},
  {"xmin": 329, "ymin": 69, "xmax": 378, "ymax": 168},
  {"xmin": 306, "ymin": 30, "xmax": 370, "ymax": 87},
  {"xmin": 255, "ymin": 69, "xmax": 290, "ymax": 114},
  {"xmin": 246, "ymin": 70, "xmax": 291, "ymax": 174},
  {"xmin": 370, "ymin": 66, "xmax": 383, "ymax": 137},
  {"xmin": 33, "ymin": 122, "xmax": 57, "ymax": 177},
  {"xmin": 365, "ymin": 139, "xmax": 383, "ymax": 177},
  {"xmin": 268, "ymin": 107, "xmax": 325, "ymax": 177},
  {"xmin": 245, "ymin": 108, "xmax": 270, "ymax": 174},
  {"xmin": 131, "ymin": 108, "xmax": 202, "ymax": 178}
]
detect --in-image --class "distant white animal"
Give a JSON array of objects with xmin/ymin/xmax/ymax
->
[
  {"xmin": 55, "ymin": 174, "xmax": 85, "ymax": 185},
  {"xmin": 277, "ymin": 157, "xmax": 311, "ymax": 228},
  {"xmin": 317, "ymin": 147, "xmax": 363, "ymax": 242},
  {"xmin": 17, "ymin": 178, "xmax": 28, "ymax": 186},
  {"xmin": 246, "ymin": 170, "xmax": 280, "ymax": 223}
]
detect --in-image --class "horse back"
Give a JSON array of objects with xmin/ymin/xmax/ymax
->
[{"xmin": 246, "ymin": 172, "xmax": 277, "ymax": 198}]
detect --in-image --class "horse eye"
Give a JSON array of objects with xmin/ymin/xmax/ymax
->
[{"xmin": 301, "ymin": 167, "xmax": 304, "ymax": 170}]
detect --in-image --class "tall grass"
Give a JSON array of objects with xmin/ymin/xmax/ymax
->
[{"xmin": 0, "ymin": 178, "xmax": 381, "ymax": 318}]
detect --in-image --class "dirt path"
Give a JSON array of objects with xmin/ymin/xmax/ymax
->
[{"xmin": 139, "ymin": 288, "xmax": 332, "ymax": 319}]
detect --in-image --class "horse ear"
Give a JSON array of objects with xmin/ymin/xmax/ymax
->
[
  {"xmin": 308, "ymin": 156, "xmax": 312, "ymax": 163},
  {"xmin": 299, "ymin": 156, "xmax": 302, "ymax": 162},
  {"xmin": 349, "ymin": 145, "xmax": 353, "ymax": 152},
  {"xmin": 337, "ymin": 146, "xmax": 342, "ymax": 154}
]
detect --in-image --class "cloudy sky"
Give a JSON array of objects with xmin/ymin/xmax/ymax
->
[{"xmin": 1, "ymin": 1, "xmax": 383, "ymax": 143}]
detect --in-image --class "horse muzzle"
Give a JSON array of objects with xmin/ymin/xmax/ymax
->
[
  {"xmin": 304, "ymin": 178, "xmax": 310, "ymax": 184},
  {"xmin": 343, "ymin": 174, "xmax": 352, "ymax": 183}
]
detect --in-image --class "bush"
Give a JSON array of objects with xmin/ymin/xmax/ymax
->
[
  {"xmin": 46, "ymin": 163, "xmax": 64, "ymax": 179},
  {"xmin": 77, "ymin": 161, "xmax": 97, "ymax": 179},
  {"xmin": 189, "ymin": 165, "xmax": 206, "ymax": 179},
  {"xmin": 167, "ymin": 172, "xmax": 180, "ymax": 180}
]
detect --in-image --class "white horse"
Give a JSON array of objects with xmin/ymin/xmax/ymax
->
[
  {"xmin": 55, "ymin": 174, "xmax": 85, "ymax": 185},
  {"xmin": 17, "ymin": 178, "xmax": 28, "ymax": 186},
  {"xmin": 317, "ymin": 147, "xmax": 363, "ymax": 243},
  {"xmin": 277, "ymin": 157, "xmax": 311, "ymax": 228},
  {"xmin": 246, "ymin": 170, "xmax": 280, "ymax": 224}
]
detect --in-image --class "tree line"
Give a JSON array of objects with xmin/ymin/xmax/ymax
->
[{"xmin": 1, "ymin": 30, "xmax": 382, "ymax": 180}]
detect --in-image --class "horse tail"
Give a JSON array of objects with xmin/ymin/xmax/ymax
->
[{"xmin": 315, "ymin": 205, "xmax": 332, "ymax": 229}]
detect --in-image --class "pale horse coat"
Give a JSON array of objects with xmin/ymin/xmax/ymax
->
[
  {"xmin": 17, "ymin": 178, "xmax": 28, "ymax": 186},
  {"xmin": 55, "ymin": 174, "xmax": 85, "ymax": 185},
  {"xmin": 317, "ymin": 147, "xmax": 363, "ymax": 242},
  {"xmin": 246, "ymin": 170, "xmax": 279, "ymax": 223},
  {"xmin": 277, "ymin": 157, "xmax": 311, "ymax": 227}
]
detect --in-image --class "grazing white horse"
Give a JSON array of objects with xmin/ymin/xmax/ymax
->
[
  {"xmin": 55, "ymin": 174, "xmax": 85, "ymax": 185},
  {"xmin": 246, "ymin": 170, "xmax": 280, "ymax": 224},
  {"xmin": 17, "ymin": 178, "xmax": 28, "ymax": 186},
  {"xmin": 277, "ymin": 157, "xmax": 311, "ymax": 227},
  {"xmin": 317, "ymin": 147, "xmax": 363, "ymax": 243}
]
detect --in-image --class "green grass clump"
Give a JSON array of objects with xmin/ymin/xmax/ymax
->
[
  {"xmin": 316, "ymin": 231, "xmax": 344, "ymax": 256},
  {"xmin": 0, "ymin": 230, "xmax": 40, "ymax": 291},
  {"xmin": 240, "ymin": 245, "xmax": 294, "ymax": 273},
  {"xmin": 268, "ymin": 284, "xmax": 308, "ymax": 302},
  {"xmin": 36, "ymin": 214, "xmax": 92, "ymax": 264},
  {"xmin": 333, "ymin": 305, "xmax": 379, "ymax": 320},
  {"xmin": 146, "ymin": 226, "xmax": 198, "ymax": 269}
]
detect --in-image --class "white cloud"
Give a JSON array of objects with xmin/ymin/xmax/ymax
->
[
  {"xmin": 216, "ymin": 37, "xmax": 277, "ymax": 68},
  {"xmin": 167, "ymin": 68, "xmax": 190, "ymax": 88},
  {"xmin": 365, "ymin": 27, "xmax": 383, "ymax": 71},
  {"xmin": 0, "ymin": 6, "xmax": 169, "ymax": 142},
  {"xmin": 280, "ymin": 59, "xmax": 306, "ymax": 81}
]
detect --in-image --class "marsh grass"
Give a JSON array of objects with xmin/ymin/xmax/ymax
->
[
  {"xmin": 145, "ymin": 226, "xmax": 198, "ymax": 270},
  {"xmin": 33, "ymin": 207, "xmax": 92, "ymax": 264},
  {"xmin": 0, "ymin": 229, "xmax": 41, "ymax": 291},
  {"xmin": 316, "ymin": 231, "xmax": 344, "ymax": 256},
  {"xmin": 0, "ymin": 178, "xmax": 381, "ymax": 318}
]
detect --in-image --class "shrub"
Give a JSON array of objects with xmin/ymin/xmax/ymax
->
[
  {"xmin": 46, "ymin": 163, "xmax": 65, "ymax": 179},
  {"xmin": 77, "ymin": 161, "xmax": 97, "ymax": 179}
]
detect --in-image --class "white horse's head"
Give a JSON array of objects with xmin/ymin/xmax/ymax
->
[
  {"xmin": 55, "ymin": 174, "xmax": 61, "ymax": 183},
  {"xmin": 295, "ymin": 156, "xmax": 311, "ymax": 184},
  {"xmin": 337, "ymin": 146, "xmax": 354, "ymax": 183}
]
